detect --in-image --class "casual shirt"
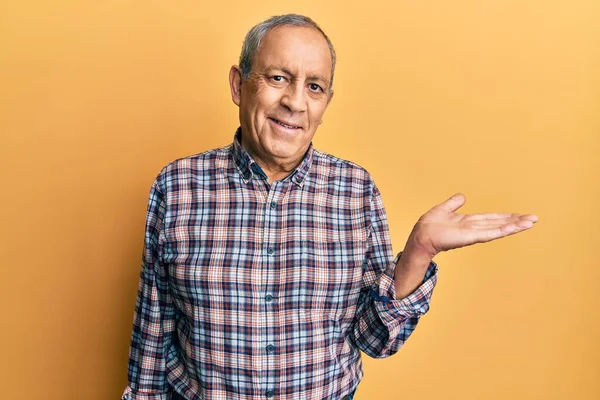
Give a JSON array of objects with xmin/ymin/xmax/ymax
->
[{"xmin": 122, "ymin": 128, "xmax": 438, "ymax": 400}]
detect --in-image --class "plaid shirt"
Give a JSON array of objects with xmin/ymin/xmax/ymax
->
[{"xmin": 122, "ymin": 129, "xmax": 438, "ymax": 400}]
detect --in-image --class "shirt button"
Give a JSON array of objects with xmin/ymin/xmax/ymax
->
[
  {"xmin": 267, "ymin": 247, "xmax": 275, "ymax": 255},
  {"xmin": 266, "ymin": 390, "xmax": 275, "ymax": 398},
  {"xmin": 265, "ymin": 294, "xmax": 273, "ymax": 302},
  {"xmin": 270, "ymin": 201, "xmax": 277, "ymax": 209},
  {"xmin": 266, "ymin": 344, "xmax": 275, "ymax": 353}
]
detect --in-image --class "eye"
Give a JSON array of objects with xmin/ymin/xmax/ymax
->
[
  {"xmin": 309, "ymin": 83, "xmax": 323, "ymax": 92},
  {"xmin": 270, "ymin": 75, "xmax": 285, "ymax": 82}
]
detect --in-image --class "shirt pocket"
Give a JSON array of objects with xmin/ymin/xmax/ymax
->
[
  {"xmin": 161, "ymin": 235, "xmax": 213, "ymax": 310},
  {"xmin": 300, "ymin": 239, "xmax": 364, "ymax": 325},
  {"xmin": 161, "ymin": 221, "xmax": 238, "ymax": 312}
]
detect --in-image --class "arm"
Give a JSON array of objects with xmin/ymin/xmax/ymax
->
[
  {"xmin": 351, "ymin": 187, "xmax": 539, "ymax": 359},
  {"xmin": 350, "ymin": 182, "xmax": 438, "ymax": 359},
  {"xmin": 394, "ymin": 242, "xmax": 437, "ymax": 300},
  {"xmin": 121, "ymin": 177, "xmax": 177, "ymax": 400}
]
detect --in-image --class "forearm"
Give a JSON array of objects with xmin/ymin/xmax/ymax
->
[
  {"xmin": 353, "ymin": 247, "xmax": 438, "ymax": 358},
  {"xmin": 394, "ymin": 244, "xmax": 434, "ymax": 300}
]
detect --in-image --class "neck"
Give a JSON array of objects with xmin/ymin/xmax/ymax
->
[{"xmin": 240, "ymin": 138, "xmax": 305, "ymax": 184}]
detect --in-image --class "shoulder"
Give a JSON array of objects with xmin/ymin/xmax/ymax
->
[
  {"xmin": 311, "ymin": 148, "xmax": 375, "ymax": 186},
  {"xmin": 152, "ymin": 143, "xmax": 232, "ymax": 191}
]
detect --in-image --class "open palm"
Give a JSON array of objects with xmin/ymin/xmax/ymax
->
[{"xmin": 406, "ymin": 193, "xmax": 538, "ymax": 259}]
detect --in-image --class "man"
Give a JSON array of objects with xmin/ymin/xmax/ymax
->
[{"xmin": 121, "ymin": 14, "xmax": 537, "ymax": 400}]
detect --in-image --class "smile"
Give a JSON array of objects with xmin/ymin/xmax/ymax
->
[{"xmin": 269, "ymin": 117, "xmax": 302, "ymax": 130}]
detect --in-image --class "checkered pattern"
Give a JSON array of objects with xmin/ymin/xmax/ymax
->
[{"xmin": 122, "ymin": 128, "xmax": 438, "ymax": 400}]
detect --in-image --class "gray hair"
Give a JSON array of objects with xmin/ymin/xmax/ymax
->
[{"xmin": 239, "ymin": 14, "xmax": 337, "ymax": 94}]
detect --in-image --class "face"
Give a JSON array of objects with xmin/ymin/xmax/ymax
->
[{"xmin": 229, "ymin": 25, "xmax": 334, "ymax": 169}]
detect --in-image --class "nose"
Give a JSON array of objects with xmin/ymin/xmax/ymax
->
[{"xmin": 280, "ymin": 82, "xmax": 307, "ymax": 113}]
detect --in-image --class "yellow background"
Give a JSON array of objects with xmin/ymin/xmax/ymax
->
[{"xmin": 1, "ymin": 0, "xmax": 599, "ymax": 399}]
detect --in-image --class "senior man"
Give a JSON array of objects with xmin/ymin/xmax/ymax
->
[{"xmin": 121, "ymin": 14, "xmax": 537, "ymax": 400}]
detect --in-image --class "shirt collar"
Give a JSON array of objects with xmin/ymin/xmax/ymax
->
[{"xmin": 231, "ymin": 126, "xmax": 314, "ymax": 187}]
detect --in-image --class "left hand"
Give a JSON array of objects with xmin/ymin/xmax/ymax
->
[{"xmin": 405, "ymin": 193, "xmax": 538, "ymax": 259}]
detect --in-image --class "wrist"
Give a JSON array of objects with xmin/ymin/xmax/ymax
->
[
  {"xmin": 402, "ymin": 239, "xmax": 436, "ymax": 263},
  {"xmin": 394, "ymin": 248, "xmax": 431, "ymax": 300}
]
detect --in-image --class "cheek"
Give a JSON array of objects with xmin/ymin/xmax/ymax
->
[
  {"xmin": 242, "ymin": 81, "xmax": 268, "ymax": 110},
  {"xmin": 252, "ymin": 81, "xmax": 280, "ymax": 108},
  {"xmin": 308, "ymin": 101, "xmax": 329, "ymax": 125}
]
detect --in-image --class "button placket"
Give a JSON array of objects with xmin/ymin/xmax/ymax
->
[{"xmin": 263, "ymin": 184, "xmax": 282, "ymax": 398}]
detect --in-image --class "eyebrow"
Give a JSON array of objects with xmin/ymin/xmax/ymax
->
[{"xmin": 266, "ymin": 66, "xmax": 330, "ymax": 87}]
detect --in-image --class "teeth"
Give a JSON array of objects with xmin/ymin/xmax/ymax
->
[{"xmin": 274, "ymin": 119, "xmax": 298, "ymax": 129}]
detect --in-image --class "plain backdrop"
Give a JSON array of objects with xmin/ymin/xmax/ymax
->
[{"xmin": 1, "ymin": 0, "xmax": 599, "ymax": 399}]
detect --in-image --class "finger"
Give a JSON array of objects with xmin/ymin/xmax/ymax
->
[
  {"xmin": 436, "ymin": 193, "xmax": 466, "ymax": 213},
  {"xmin": 470, "ymin": 222, "xmax": 509, "ymax": 230},
  {"xmin": 466, "ymin": 213, "xmax": 538, "ymax": 223},
  {"xmin": 470, "ymin": 219, "xmax": 535, "ymax": 230},
  {"xmin": 475, "ymin": 222, "xmax": 535, "ymax": 242},
  {"xmin": 521, "ymin": 214, "xmax": 539, "ymax": 222},
  {"xmin": 469, "ymin": 216, "xmax": 536, "ymax": 227},
  {"xmin": 465, "ymin": 213, "xmax": 519, "ymax": 221}
]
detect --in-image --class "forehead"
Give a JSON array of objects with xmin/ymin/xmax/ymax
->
[{"xmin": 254, "ymin": 25, "xmax": 332, "ymax": 78}]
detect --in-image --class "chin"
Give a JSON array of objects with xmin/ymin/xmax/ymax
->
[{"xmin": 267, "ymin": 145, "xmax": 297, "ymax": 160}]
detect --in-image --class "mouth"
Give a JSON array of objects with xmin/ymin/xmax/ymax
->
[{"xmin": 268, "ymin": 117, "xmax": 302, "ymax": 130}]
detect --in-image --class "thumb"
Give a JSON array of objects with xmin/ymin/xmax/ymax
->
[{"xmin": 438, "ymin": 193, "xmax": 466, "ymax": 213}]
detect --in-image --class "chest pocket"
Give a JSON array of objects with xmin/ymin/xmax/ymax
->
[
  {"xmin": 299, "ymin": 239, "xmax": 364, "ymax": 321},
  {"xmin": 161, "ymin": 235, "xmax": 213, "ymax": 309},
  {"xmin": 161, "ymin": 225, "xmax": 248, "ymax": 313}
]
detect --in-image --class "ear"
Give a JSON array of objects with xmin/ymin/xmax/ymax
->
[{"xmin": 229, "ymin": 65, "xmax": 243, "ymax": 107}]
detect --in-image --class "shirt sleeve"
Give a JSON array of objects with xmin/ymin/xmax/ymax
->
[
  {"xmin": 350, "ymin": 181, "xmax": 439, "ymax": 359},
  {"xmin": 121, "ymin": 177, "xmax": 177, "ymax": 400}
]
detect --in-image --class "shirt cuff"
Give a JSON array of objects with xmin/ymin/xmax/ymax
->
[
  {"xmin": 121, "ymin": 386, "xmax": 171, "ymax": 400},
  {"xmin": 371, "ymin": 251, "xmax": 439, "ymax": 322}
]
